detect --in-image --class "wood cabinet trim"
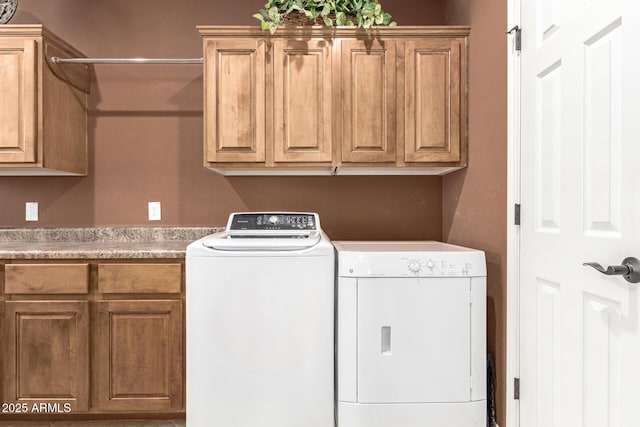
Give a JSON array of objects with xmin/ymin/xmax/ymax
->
[{"xmin": 198, "ymin": 25, "xmax": 471, "ymax": 38}]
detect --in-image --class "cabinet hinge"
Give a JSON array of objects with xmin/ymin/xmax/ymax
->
[
  {"xmin": 514, "ymin": 203, "xmax": 521, "ymax": 226},
  {"xmin": 506, "ymin": 26, "xmax": 522, "ymax": 51},
  {"xmin": 514, "ymin": 377, "xmax": 520, "ymax": 400}
]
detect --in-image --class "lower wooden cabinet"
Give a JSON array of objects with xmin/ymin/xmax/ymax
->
[
  {"xmin": 3, "ymin": 300, "xmax": 90, "ymax": 412},
  {"xmin": 95, "ymin": 299, "xmax": 183, "ymax": 411},
  {"xmin": 0, "ymin": 260, "xmax": 184, "ymax": 418}
]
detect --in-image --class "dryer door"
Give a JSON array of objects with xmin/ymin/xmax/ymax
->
[{"xmin": 357, "ymin": 277, "xmax": 471, "ymax": 403}]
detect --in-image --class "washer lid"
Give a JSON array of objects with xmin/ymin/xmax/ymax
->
[{"xmin": 202, "ymin": 230, "xmax": 322, "ymax": 251}]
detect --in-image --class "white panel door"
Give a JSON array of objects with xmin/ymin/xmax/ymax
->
[{"xmin": 520, "ymin": 0, "xmax": 640, "ymax": 426}]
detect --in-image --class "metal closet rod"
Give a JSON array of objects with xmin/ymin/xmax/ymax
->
[{"xmin": 50, "ymin": 56, "xmax": 203, "ymax": 64}]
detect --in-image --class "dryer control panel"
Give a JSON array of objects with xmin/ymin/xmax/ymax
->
[
  {"xmin": 333, "ymin": 241, "xmax": 487, "ymax": 278},
  {"xmin": 228, "ymin": 212, "xmax": 318, "ymax": 231}
]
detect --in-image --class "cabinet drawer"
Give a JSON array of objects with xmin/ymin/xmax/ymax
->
[
  {"xmin": 5, "ymin": 264, "xmax": 89, "ymax": 294},
  {"xmin": 98, "ymin": 263, "xmax": 182, "ymax": 294}
]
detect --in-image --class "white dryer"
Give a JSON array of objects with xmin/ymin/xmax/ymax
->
[
  {"xmin": 186, "ymin": 213, "xmax": 334, "ymax": 427},
  {"xmin": 334, "ymin": 241, "xmax": 487, "ymax": 427}
]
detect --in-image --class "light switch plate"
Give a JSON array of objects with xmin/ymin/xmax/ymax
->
[
  {"xmin": 26, "ymin": 202, "xmax": 38, "ymax": 221},
  {"xmin": 148, "ymin": 202, "xmax": 161, "ymax": 221}
]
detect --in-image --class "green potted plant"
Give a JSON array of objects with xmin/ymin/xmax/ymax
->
[{"xmin": 253, "ymin": 0, "xmax": 396, "ymax": 34}]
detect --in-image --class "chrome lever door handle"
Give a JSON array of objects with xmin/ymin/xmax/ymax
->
[{"xmin": 583, "ymin": 257, "xmax": 640, "ymax": 284}]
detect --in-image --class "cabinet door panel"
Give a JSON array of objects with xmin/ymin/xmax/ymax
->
[
  {"xmin": 204, "ymin": 39, "xmax": 265, "ymax": 163},
  {"xmin": 274, "ymin": 40, "xmax": 332, "ymax": 163},
  {"xmin": 341, "ymin": 39, "xmax": 396, "ymax": 163},
  {"xmin": 405, "ymin": 38, "xmax": 464, "ymax": 163},
  {"xmin": 3, "ymin": 301, "xmax": 89, "ymax": 411},
  {"xmin": 95, "ymin": 300, "xmax": 183, "ymax": 411},
  {"xmin": 0, "ymin": 39, "xmax": 37, "ymax": 163}
]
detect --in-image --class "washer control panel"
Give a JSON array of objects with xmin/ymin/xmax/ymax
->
[{"xmin": 228, "ymin": 212, "xmax": 317, "ymax": 231}]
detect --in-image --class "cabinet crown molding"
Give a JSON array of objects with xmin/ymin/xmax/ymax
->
[{"xmin": 198, "ymin": 25, "xmax": 470, "ymax": 38}]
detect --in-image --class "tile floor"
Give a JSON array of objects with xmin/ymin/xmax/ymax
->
[{"xmin": 0, "ymin": 420, "xmax": 184, "ymax": 427}]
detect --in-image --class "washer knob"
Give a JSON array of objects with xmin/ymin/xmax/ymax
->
[
  {"xmin": 268, "ymin": 215, "xmax": 279, "ymax": 225},
  {"xmin": 408, "ymin": 260, "xmax": 421, "ymax": 274},
  {"xmin": 426, "ymin": 259, "xmax": 436, "ymax": 270}
]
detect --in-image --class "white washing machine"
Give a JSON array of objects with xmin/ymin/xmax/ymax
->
[
  {"xmin": 186, "ymin": 212, "xmax": 334, "ymax": 427},
  {"xmin": 334, "ymin": 241, "xmax": 487, "ymax": 427}
]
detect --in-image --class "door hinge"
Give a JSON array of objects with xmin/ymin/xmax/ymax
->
[
  {"xmin": 514, "ymin": 377, "xmax": 520, "ymax": 400},
  {"xmin": 506, "ymin": 25, "xmax": 522, "ymax": 51},
  {"xmin": 514, "ymin": 203, "xmax": 521, "ymax": 225}
]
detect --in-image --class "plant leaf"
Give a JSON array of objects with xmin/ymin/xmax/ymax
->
[
  {"xmin": 362, "ymin": 3, "xmax": 375, "ymax": 17},
  {"xmin": 268, "ymin": 6, "xmax": 280, "ymax": 19},
  {"xmin": 254, "ymin": 0, "xmax": 395, "ymax": 31}
]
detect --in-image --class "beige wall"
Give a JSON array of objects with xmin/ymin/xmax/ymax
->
[
  {"xmin": 1, "ymin": 0, "xmax": 445, "ymax": 241},
  {"xmin": 443, "ymin": 0, "xmax": 508, "ymax": 425}
]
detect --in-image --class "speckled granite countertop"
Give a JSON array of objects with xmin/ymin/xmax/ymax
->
[{"xmin": 0, "ymin": 227, "xmax": 223, "ymax": 259}]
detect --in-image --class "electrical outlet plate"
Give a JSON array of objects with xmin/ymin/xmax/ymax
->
[
  {"xmin": 26, "ymin": 202, "xmax": 39, "ymax": 221},
  {"xmin": 148, "ymin": 202, "xmax": 161, "ymax": 221}
]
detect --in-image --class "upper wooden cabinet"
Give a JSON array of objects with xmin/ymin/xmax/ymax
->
[
  {"xmin": 0, "ymin": 25, "xmax": 91, "ymax": 176},
  {"xmin": 272, "ymin": 38, "xmax": 333, "ymax": 164},
  {"xmin": 340, "ymin": 38, "xmax": 397, "ymax": 164},
  {"xmin": 204, "ymin": 38, "xmax": 266, "ymax": 163},
  {"xmin": 198, "ymin": 26, "xmax": 469, "ymax": 175},
  {"xmin": 404, "ymin": 38, "xmax": 464, "ymax": 163}
]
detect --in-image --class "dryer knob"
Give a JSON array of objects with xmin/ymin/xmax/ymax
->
[
  {"xmin": 268, "ymin": 215, "xmax": 279, "ymax": 225},
  {"xmin": 408, "ymin": 260, "xmax": 421, "ymax": 274}
]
